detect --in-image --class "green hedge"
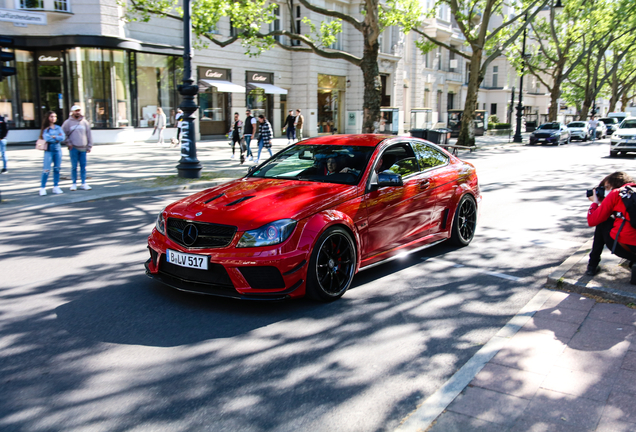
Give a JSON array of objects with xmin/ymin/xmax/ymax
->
[{"xmin": 490, "ymin": 123, "xmax": 511, "ymax": 129}]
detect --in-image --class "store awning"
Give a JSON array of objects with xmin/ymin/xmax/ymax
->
[
  {"xmin": 199, "ymin": 79, "xmax": 246, "ymax": 93},
  {"xmin": 247, "ymin": 83, "xmax": 288, "ymax": 94}
]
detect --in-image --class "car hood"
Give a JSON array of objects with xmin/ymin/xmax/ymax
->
[
  {"xmin": 165, "ymin": 177, "xmax": 360, "ymax": 231},
  {"xmin": 568, "ymin": 127, "xmax": 586, "ymax": 131},
  {"xmin": 534, "ymin": 130, "xmax": 560, "ymax": 134},
  {"xmin": 616, "ymin": 128, "xmax": 636, "ymax": 136}
]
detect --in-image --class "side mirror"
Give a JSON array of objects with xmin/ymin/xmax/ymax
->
[
  {"xmin": 377, "ymin": 172, "xmax": 403, "ymax": 187},
  {"xmin": 247, "ymin": 166, "xmax": 258, "ymax": 175}
]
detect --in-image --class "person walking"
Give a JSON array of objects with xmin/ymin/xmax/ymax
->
[
  {"xmin": 153, "ymin": 107, "xmax": 167, "ymax": 144},
  {"xmin": 294, "ymin": 109, "xmax": 304, "ymax": 141},
  {"xmin": 229, "ymin": 112, "xmax": 244, "ymax": 163},
  {"xmin": 284, "ymin": 110, "xmax": 296, "ymax": 144},
  {"xmin": 243, "ymin": 109, "xmax": 257, "ymax": 161},
  {"xmin": 39, "ymin": 111, "xmax": 65, "ymax": 196},
  {"xmin": 589, "ymin": 116, "xmax": 599, "ymax": 142},
  {"xmin": 256, "ymin": 114, "xmax": 273, "ymax": 164},
  {"xmin": 174, "ymin": 108, "xmax": 184, "ymax": 146},
  {"xmin": 0, "ymin": 114, "xmax": 8, "ymax": 173},
  {"xmin": 62, "ymin": 105, "xmax": 93, "ymax": 191}
]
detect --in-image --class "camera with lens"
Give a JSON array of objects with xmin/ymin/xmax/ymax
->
[{"xmin": 586, "ymin": 186, "xmax": 605, "ymax": 200}]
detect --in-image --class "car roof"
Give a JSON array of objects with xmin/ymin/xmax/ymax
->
[{"xmin": 297, "ymin": 134, "xmax": 395, "ymax": 147}]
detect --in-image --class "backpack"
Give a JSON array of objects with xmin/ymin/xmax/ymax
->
[{"xmin": 611, "ymin": 185, "xmax": 636, "ymax": 253}]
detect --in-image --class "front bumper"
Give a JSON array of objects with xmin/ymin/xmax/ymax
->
[
  {"xmin": 146, "ymin": 228, "xmax": 309, "ymax": 300},
  {"xmin": 529, "ymin": 135, "xmax": 559, "ymax": 144},
  {"xmin": 569, "ymin": 130, "xmax": 586, "ymax": 139},
  {"xmin": 610, "ymin": 137, "xmax": 636, "ymax": 153}
]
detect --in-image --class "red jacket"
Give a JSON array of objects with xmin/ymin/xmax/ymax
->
[{"xmin": 588, "ymin": 184, "xmax": 636, "ymax": 245}]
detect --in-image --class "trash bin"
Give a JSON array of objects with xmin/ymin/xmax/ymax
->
[
  {"xmin": 426, "ymin": 129, "xmax": 442, "ymax": 144},
  {"xmin": 410, "ymin": 129, "xmax": 428, "ymax": 140},
  {"xmin": 436, "ymin": 128, "xmax": 452, "ymax": 145}
]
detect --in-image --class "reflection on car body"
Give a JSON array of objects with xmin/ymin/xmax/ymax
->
[{"xmin": 146, "ymin": 134, "xmax": 481, "ymax": 302}]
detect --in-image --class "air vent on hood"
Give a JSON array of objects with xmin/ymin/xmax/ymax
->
[
  {"xmin": 226, "ymin": 196, "xmax": 255, "ymax": 206},
  {"xmin": 204, "ymin": 193, "xmax": 224, "ymax": 204}
]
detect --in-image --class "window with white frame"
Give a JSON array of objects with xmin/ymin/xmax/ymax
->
[
  {"xmin": 492, "ymin": 66, "xmax": 498, "ymax": 87},
  {"xmin": 19, "ymin": 0, "xmax": 43, "ymax": 9},
  {"xmin": 326, "ymin": 2, "xmax": 343, "ymax": 50},
  {"xmin": 54, "ymin": 0, "xmax": 68, "ymax": 11},
  {"xmin": 269, "ymin": 5, "xmax": 281, "ymax": 43},
  {"xmin": 19, "ymin": 0, "xmax": 69, "ymax": 11}
]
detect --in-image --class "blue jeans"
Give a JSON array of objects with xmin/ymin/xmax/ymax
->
[
  {"xmin": 41, "ymin": 143, "xmax": 62, "ymax": 188},
  {"xmin": 69, "ymin": 147, "xmax": 88, "ymax": 185},
  {"xmin": 257, "ymin": 138, "xmax": 273, "ymax": 161},
  {"xmin": 0, "ymin": 138, "xmax": 6, "ymax": 170},
  {"xmin": 590, "ymin": 127, "xmax": 597, "ymax": 141},
  {"xmin": 244, "ymin": 134, "xmax": 253, "ymax": 157},
  {"xmin": 286, "ymin": 127, "xmax": 296, "ymax": 141}
]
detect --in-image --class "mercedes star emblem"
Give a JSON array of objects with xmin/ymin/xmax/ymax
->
[{"xmin": 182, "ymin": 224, "xmax": 199, "ymax": 246}]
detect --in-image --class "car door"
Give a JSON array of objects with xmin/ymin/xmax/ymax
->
[
  {"xmin": 411, "ymin": 141, "xmax": 455, "ymax": 232},
  {"xmin": 362, "ymin": 143, "xmax": 431, "ymax": 259}
]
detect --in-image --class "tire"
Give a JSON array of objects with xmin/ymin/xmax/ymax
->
[
  {"xmin": 306, "ymin": 226, "xmax": 356, "ymax": 302},
  {"xmin": 610, "ymin": 151, "xmax": 618, "ymax": 157},
  {"xmin": 449, "ymin": 194, "xmax": 477, "ymax": 247}
]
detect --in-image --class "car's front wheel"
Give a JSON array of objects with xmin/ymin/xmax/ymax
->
[
  {"xmin": 449, "ymin": 194, "xmax": 477, "ymax": 247},
  {"xmin": 306, "ymin": 226, "xmax": 356, "ymax": 302},
  {"xmin": 610, "ymin": 150, "xmax": 618, "ymax": 157}
]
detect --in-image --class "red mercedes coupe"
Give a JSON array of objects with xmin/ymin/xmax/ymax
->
[{"xmin": 146, "ymin": 134, "xmax": 480, "ymax": 301}]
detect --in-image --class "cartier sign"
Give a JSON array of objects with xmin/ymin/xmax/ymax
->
[
  {"xmin": 197, "ymin": 66, "xmax": 228, "ymax": 81},
  {"xmin": 247, "ymin": 71, "xmax": 272, "ymax": 85},
  {"xmin": 37, "ymin": 51, "xmax": 63, "ymax": 65}
]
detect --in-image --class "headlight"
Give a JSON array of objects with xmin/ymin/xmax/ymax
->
[
  {"xmin": 155, "ymin": 206, "xmax": 167, "ymax": 235},
  {"xmin": 237, "ymin": 219, "xmax": 297, "ymax": 248}
]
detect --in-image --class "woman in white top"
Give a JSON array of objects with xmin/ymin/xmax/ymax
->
[{"xmin": 154, "ymin": 107, "xmax": 167, "ymax": 144}]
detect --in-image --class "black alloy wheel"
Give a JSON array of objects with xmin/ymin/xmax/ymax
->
[
  {"xmin": 449, "ymin": 195, "xmax": 477, "ymax": 246},
  {"xmin": 306, "ymin": 226, "xmax": 356, "ymax": 302}
]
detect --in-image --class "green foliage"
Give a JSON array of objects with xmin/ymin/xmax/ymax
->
[
  {"xmin": 490, "ymin": 123, "xmax": 510, "ymax": 129},
  {"xmin": 488, "ymin": 115, "xmax": 500, "ymax": 124}
]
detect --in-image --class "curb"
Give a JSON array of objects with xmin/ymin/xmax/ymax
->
[{"xmin": 546, "ymin": 239, "xmax": 636, "ymax": 305}]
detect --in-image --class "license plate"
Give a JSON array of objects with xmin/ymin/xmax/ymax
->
[
  {"xmin": 538, "ymin": 138, "xmax": 545, "ymax": 141},
  {"xmin": 166, "ymin": 249, "xmax": 209, "ymax": 270},
  {"xmin": 628, "ymin": 140, "xmax": 636, "ymax": 144}
]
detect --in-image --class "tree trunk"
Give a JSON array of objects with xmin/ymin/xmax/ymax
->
[
  {"xmin": 608, "ymin": 70, "xmax": 619, "ymax": 113},
  {"xmin": 621, "ymin": 92, "xmax": 630, "ymax": 111},
  {"xmin": 360, "ymin": 47, "xmax": 382, "ymax": 133},
  {"xmin": 548, "ymin": 84, "xmax": 560, "ymax": 122},
  {"xmin": 580, "ymin": 96, "xmax": 592, "ymax": 120},
  {"xmin": 458, "ymin": 50, "xmax": 484, "ymax": 147}
]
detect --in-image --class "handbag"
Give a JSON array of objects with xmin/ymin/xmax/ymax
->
[{"xmin": 35, "ymin": 139, "xmax": 48, "ymax": 151}]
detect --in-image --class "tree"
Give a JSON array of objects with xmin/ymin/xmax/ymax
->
[
  {"xmin": 608, "ymin": 47, "xmax": 636, "ymax": 112},
  {"xmin": 411, "ymin": 0, "xmax": 549, "ymax": 146},
  {"xmin": 517, "ymin": 0, "xmax": 611, "ymax": 122},
  {"xmin": 121, "ymin": 0, "xmax": 423, "ymax": 133}
]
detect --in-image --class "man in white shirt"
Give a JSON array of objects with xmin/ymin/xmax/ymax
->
[{"xmin": 589, "ymin": 116, "xmax": 599, "ymax": 142}]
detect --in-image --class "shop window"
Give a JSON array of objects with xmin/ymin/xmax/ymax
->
[
  {"xmin": 67, "ymin": 48, "xmax": 132, "ymax": 128},
  {"xmin": 135, "ymin": 52, "xmax": 181, "ymax": 128},
  {"xmin": 317, "ymin": 74, "xmax": 345, "ymax": 134},
  {"xmin": 0, "ymin": 49, "xmax": 37, "ymax": 129}
]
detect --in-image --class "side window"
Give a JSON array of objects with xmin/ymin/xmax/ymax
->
[
  {"xmin": 412, "ymin": 142, "xmax": 449, "ymax": 170},
  {"xmin": 378, "ymin": 143, "xmax": 419, "ymax": 177}
]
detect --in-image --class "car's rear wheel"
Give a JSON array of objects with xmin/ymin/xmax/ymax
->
[
  {"xmin": 449, "ymin": 194, "xmax": 477, "ymax": 247},
  {"xmin": 306, "ymin": 226, "xmax": 356, "ymax": 302}
]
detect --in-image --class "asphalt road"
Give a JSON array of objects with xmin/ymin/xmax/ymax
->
[{"xmin": 0, "ymin": 138, "xmax": 631, "ymax": 432}]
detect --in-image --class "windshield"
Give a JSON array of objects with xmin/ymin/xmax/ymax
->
[
  {"xmin": 248, "ymin": 144, "xmax": 375, "ymax": 185},
  {"xmin": 621, "ymin": 120, "xmax": 636, "ymax": 129},
  {"xmin": 538, "ymin": 123, "xmax": 560, "ymax": 130},
  {"xmin": 600, "ymin": 118, "xmax": 616, "ymax": 124},
  {"xmin": 568, "ymin": 122, "xmax": 586, "ymax": 128}
]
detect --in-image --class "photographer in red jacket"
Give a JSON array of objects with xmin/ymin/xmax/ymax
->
[{"xmin": 587, "ymin": 171, "xmax": 636, "ymax": 284}]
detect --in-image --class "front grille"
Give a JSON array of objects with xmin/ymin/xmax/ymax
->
[
  {"xmin": 167, "ymin": 218, "xmax": 237, "ymax": 249},
  {"xmin": 158, "ymin": 254, "xmax": 234, "ymax": 288},
  {"xmin": 239, "ymin": 266, "xmax": 286, "ymax": 289}
]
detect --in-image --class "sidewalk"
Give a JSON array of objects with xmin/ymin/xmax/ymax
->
[{"xmin": 0, "ymin": 137, "xmax": 290, "ymax": 212}]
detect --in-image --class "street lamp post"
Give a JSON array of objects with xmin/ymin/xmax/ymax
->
[
  {"xmin": 513, "ymin": 14, "xmax": 528, "ymax": 143},
  {"xmin": 176, "ymin": 0, "xmax": 202, "ymax": 178}
]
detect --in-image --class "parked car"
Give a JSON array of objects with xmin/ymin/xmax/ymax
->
[
  {"xmin": 599, "ymin": 117, "xmax": 619, "ymax": 135},
  {"xmin": 529, "ymin": 122, "xmax": 571, "ymax": 145},
  {"xmin": 610, "ymin": 118, "xmax": 636, "ymax": 157},
  {"xmin": 145, "ymin": 135, "xmax": 480, "ymax": 301},
  {"xmin": 567, "ymin": 121, "xmax": 590, "ymax": 141},
  {"xmin": 608, "ymin": 112, "xmax": 629, "ymax": 125}
]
